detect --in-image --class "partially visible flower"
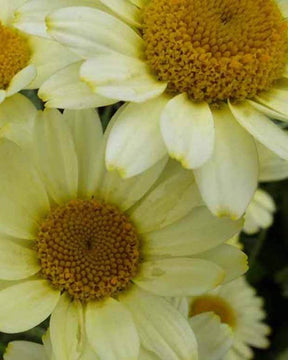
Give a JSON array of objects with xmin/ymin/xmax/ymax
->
[
  {"xmin": 4, "ymin": 340, "xmax": 48, "ymax": 360},
  {"xmin": 0, "ymin": 108, "xmax": 247, "ymax": 360},
  {"xmin": 0, "ymin": 0, "xmax": 85, "ymax": 104},
  {"xmin": 39, "ymin": 0, "xmax": 288, "ymax": 219},
  {"xmin": 188, "ymin": 277, "xmax": 271, "ymax": 360}
]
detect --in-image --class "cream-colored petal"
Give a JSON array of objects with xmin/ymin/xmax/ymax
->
[
  {"xmin": 254, "ymin": 87, "xmax": 288, "ymax": 121},
  {"xmin": 99, "ymin": 0, "xmax": 142, "ymax": 27},
  {"xmin": 0, "ymin": 0, "xmax": 27, "ymax": 25},
  {"xmin": 196, "ymin": 244, "xmax": 248, "ymax": 283},
  {"xmin": 130, "ymin": 166, "xmax": 202, "ymax": 233},
  {"xmin": 0, "ymin": 93, "xmax": 36, "ymax": 148},
  {"xmin": 47, "ymin": 7, "xmax": 144, "ymax": 58},
  {"xmin": 229, "ymin": 100, "xmax": 288, "ymax": 160},
  {"xmin": 139, "ymin": 348, "xmax": 160, "ymax": 360},
  {"xmin": 81, "ymin": 56, "xmax": 166, "ymax": 102},
  {"xmin": 160, "ymin": 93, "xmax": 214, "ymax": 169},
  {"xmin": 195, "ymin": 105, "xmax": 258, "ymax": 220},
  {"xmin": 129, "ymin": 0, "xmax": 148, "ymax": 8},
  {"xmin": 0, "ymin": 279, "xmax": 60, "ymax": 333},
  {"xmin": 4, "ymin": 341, "xmax": 46, "ymax": 360},
  {"xmin": 189, "ymin": 313, "xmax": 233, "ymax": 360},
  {"xmin": 13, "ymin": 0, "xmax": 103, "ymax": 38},
  {"xmin": 277, "ymin": 0, "xmax": 288, "ymax": 18},
  {"xmin": 27, "ymin": 36, "xmax": 80, "ymax": 89},
  {"xmin": 106, "ymin": 98, "xmax": 169, "ymax": 178},
  {"xmin": 257, "ymin": 141, "xmax": 288, "ymax": 181},
  {"xmin": 6, "ymin": 65, "xmax": 37, "ymax": 97},
  {"xmin": 0, "ymin": 235, "xmax": 40, "ymax": 280},
  {"xmin": 33, "ymin": 109, "xmax": 78, "ymax": 204},
  {"xmin": 39, "ymin": 62, "xmax": 116, "ymax": 109},
  {"xmin": 253, "ymin": 189, "xmax": 276, "ymax": 212},
  {"xmin": 143, "ymin": 206, "xmax": 243, "ymax": 257},
  {"xmin": 0, "ymin": 139, "xmax": 49, "ymax": 239},
  {"xmin": 249, "ymin": 99, "xmax": 288, "ymax": 122},
  {"xmin": 85, "ymin": 297, "xmax": 139, "ymax": 360},
  {"xmin": 0, "ymin": 90, "xmax": 6, "ymax": 104},
  {"xmin": 100, "ymin": 157, "xmax": 167, "ymax": 211},
  {"xmin": 50, "ymin": 294, "xmax": 83, "ymax": 360},
  {"xmin": 64, "ymin": 109, "xmax": 104, "ymax": 198},
  {"xmin": 122, "ymin": 287, "xmax": 198, "ymax": 360},
  {"xmin": 134, "ymin": 258, "xmax": 225, "ymax": 296}
]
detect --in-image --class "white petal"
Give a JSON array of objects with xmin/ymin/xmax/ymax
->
[
  {"xmin": 14, "ymin": 0, "xmax": 103, "ymax": 38},
  {"xmin": 27, "ymin": 36, "xmax": 80, "ymax": 89},
  {"xmin": 131, "ymin": 165, "xmax": 202, "ymax": 233},
  {"xmin": 106, "ymin": 98, "xmax": 168, "ymax": 178},
  {"xmin": 80, "ymin": 56, "xmax": 166, "ymax": 102},
  {"xmin": 6, "ymin": 65, "xmax": 37, "ymax": 97},
  {"xmin": 0, "ymin": 90, "xmax": 6, "ymax": 103},
  {"xmin": 196, "ymin": 244, "xmax": 248, "ymax": 283},
  {"xmin": 47, "ymin": 7, "xmax": 144, "ymax": 58},
  {"xmin": 143, "ymin": 206, "xmax": 243, "ymax": 257},
  {"xmin": 254, "ymin": 87, "xmax": 288, "ymax": 121},
  {"xmin": 0, "ymin": 0, "xmax": 27, "ymax": 25},
  {"xmin": 277, "ymin": 0, "xmax": 288, "ymax": 18},
  {"xmin": 195, "ymin": 104, "xmax": 258, "ymax": 219},
  {"xmin": 134, "ymin": 258, "xmax": 225, "ymax": 296},
  {"xmin": 99, "ymin": 0, "xmax": 142, "ymax": 27},
  {"xmin": 128, "ymin": 0, "xmax": 147, "ymax": 8},
  {"xmin": 257, "ymin": 141, "xmax": 288, "ymax": 181},
  {"xmin": 161, "ymin": 93, "xmax": 214, "ymax": 169},
  {"xmin": 4, "ymin": 341, "xmax": 46, "ymax": 360},
  {"xmin": 0, "ymin": 93, "xmax": 36, "ymax": 148},
  {"xmin": 39, "ymin": 62, "xmax": 116, "ymax": 109},
  {"xmin": 50, "ymin": 294, "xmax": 83, "ymax": 360},
  {"xmin": 249, "ymin": 99, "xmax": 288, "ymax": 122},
  {"xmin": 229, "ymin": 100, "xmax": 288, "ymax": 160},
  {"xmin": 122, "ymin": 287, "xmax": 198, "ymax": 360},
  {"xmin": 0, "ymin": 235, "xmax": 40, "ymax": 280},
  {"xmin": 189, "ymin": 313, "xmax": 233, "ymax": 360},
  {"xmin": 0, "ymin": 139, "xmax": 49, "ymax": 239},
  {"xmin": 33, "ymin": 109, "xmax": 78, "ymax": 204},
  {"xmin": 85, "ymin": 297, "xmax": 139, "ymax": 360},
  {"xmin": 253, "ymin": 189, "xmax": 276, "ymax": 212},
  {"xmin": 0, "ymin": 279, "xmax": 60, "ymax": 333},
  {"xmin": 100, "ymin": 157, "xmax": 167, "ymax": 211},
  {"xmin": 64, "ymin": 109, "xmax": 104, "ymax": 198},
  {"xmin": 139, "ymin": 348, "xmax": 160, "ymax": 360}
]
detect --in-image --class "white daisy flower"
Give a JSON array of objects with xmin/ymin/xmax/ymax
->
[
  {"xmin": 188, "ymin": 277, "xmax": 271, "ymax": 360},
  {"xmin": 0, "ymin": 0, "xmax": 91, "ymax": 103},
  {"xmin": 0, "ymin": 108, "xmax": 247, "ymax": 360},
  {"xmin": 39, "ymin": 0, "xmax": 288, "ymax": 219}
]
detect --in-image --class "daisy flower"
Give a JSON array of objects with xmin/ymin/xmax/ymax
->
[
  {"xmin": 0, "ymin": 108, "xmax": 247, "ymax": 360},
  {"xmin": 0, "ymin": 0, "xmax": 90, "ymax": 104},
  {"xmin": 41, "ymin": 0, "xmax": 288, "ymax": 219},
  {"xmin": 188, "ymin": 276, "xmax": 271, "ymax": 360}
]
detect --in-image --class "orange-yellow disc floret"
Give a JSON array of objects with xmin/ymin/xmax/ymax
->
[
  {"xmin": 143, "ymin": 0, "xmax": 288, "ymax": 102},
  {"xmin": 0, "ymin": 23, "xmax": 31, "ymax": 89},
  {"xmin": 190, "ymin": 295, "xmax": 237, "ymax": 328},
  {"xmin": 36, "ymin": 199, "xmax": 140, "ymax": 302}
]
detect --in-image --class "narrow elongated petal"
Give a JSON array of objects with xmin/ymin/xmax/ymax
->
[
  {"xmin": 6, "ymin": 65, "xmax": 36, "ymax": 96},
  {"xmin": 134, "ymin": 258, "xmax": 225, "ymax": 296},
  {"xmin": 229, "ymin": 100, "xmax": 288, "ymax": 160},
  {"xmin": 161, "ymin": 93, "xmax": 214, "ymax": 169},
  {"xmin": 106, "ymin": 98, "xmax": 168, "ymax": 178},
  {"xmin": 0, "ymin": 236, "xmax": 40, "ymax": 280},
  {"xmin": 195, "ymin": 105, "xmax": 258, "ymax": 219},
  {"xmin": 39, "ymin": 62, "xmax": 116, "ymax": 109},
  {"xmin": 254, "ymin": 87, "xmax": 288, "ymax": 120},
  {"xmin": 34, "ymin": 109, "xmax": 78, "ymax": 204},
  {"xmin": 99, "ymin": 0, "xmax": 142, "ymax": 26},
  {"xmin": 122, "ymin": 287, "xmax": 198, "ymax": 360},
  {"xmin": 4, "ymin": 341, "xmax": 46, "ymax": 360},
  {"xmin": 0, "ymin": 279, "xmax": 60, "ymax": 333},
  {"xmin": 143, "ymin": 206, "xmax": 243, "ymax": 257},
  {"xmin": 0, "ymin": 139, "xmax": 49, "ymax": 239},
  {"xmin": 47, "ymin": 7, "xmax": 144, "ymax": 58},
  {"xmin": 81, "ymin": 56, "xmax": 166, "ymax": 102},
  {"xmin": 86, "ymin": 298, "xmax": 139, "ymax": 360}
]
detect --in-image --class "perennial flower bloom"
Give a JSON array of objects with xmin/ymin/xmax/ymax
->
[
  {"xmin": 0, "ymin": 107, "xmax": 247, "ymax": 360},
  {"xmin": 0, "ymin": 0, "xmax": 85, "ymax": 104},
  {"xmin": 189, "ymin": 276, "xmax": 271, "ymax": 360},
  {"xmin": 41, "ymin": 0, "xmax": 288, "ymax": 219}
]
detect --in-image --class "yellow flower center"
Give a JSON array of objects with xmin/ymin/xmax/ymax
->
[
  {"xmin": 143, "ymin": 0, "xmax": 288, "ymax": 102},
  {"xmin": 36, "ymin": 199, "xmax": 140, "ymax": 302},
  {"xmin": 0, "ymin": 22, "xmax": 31, "ymax": 90},
  {"xmin": 190, "ymin": 295, "xmax": 237, "ymax": 328}
]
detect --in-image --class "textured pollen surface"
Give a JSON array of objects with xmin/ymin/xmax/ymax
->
[
  {"xmin": 36, "ymin": 199, "xmax": 140, "ymax": 302},
  {"xmin": 190, "ymin": 295, "xmax": 237, "ymax": 328},
  {"xmin": 143, "ymin": 0, "xmax": 288, "ymax": 102},
  {"xmin": 0, "ymin": 23, "xmax": 31, "ymax": 89}
]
